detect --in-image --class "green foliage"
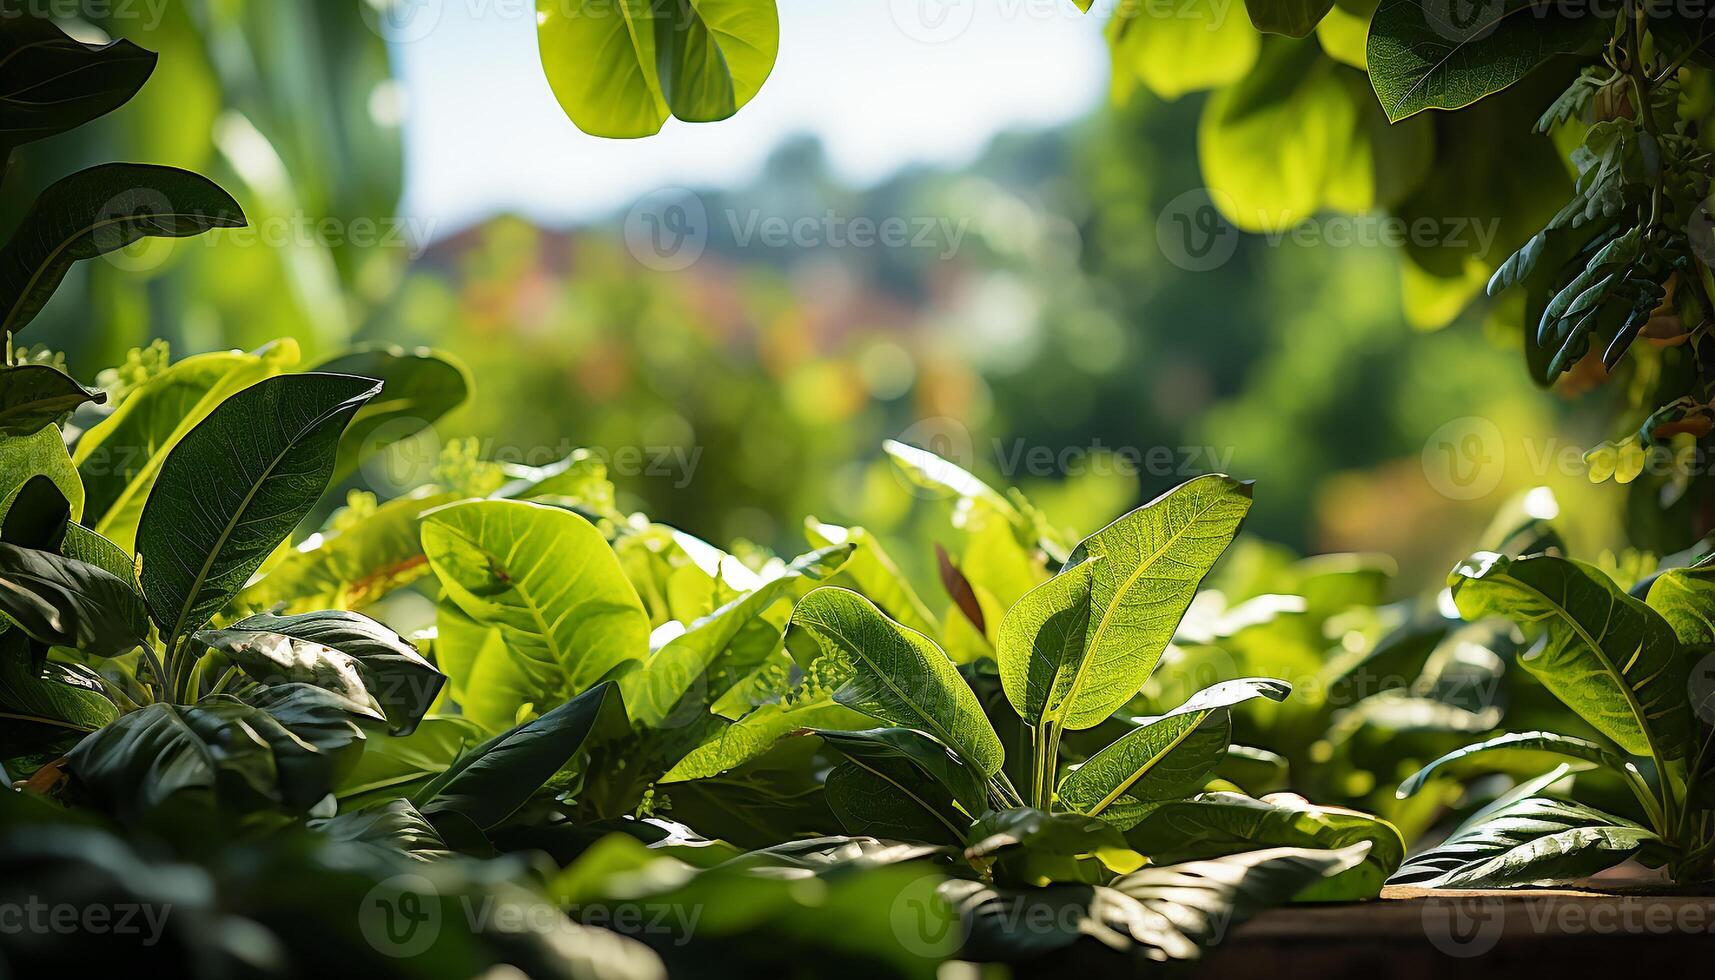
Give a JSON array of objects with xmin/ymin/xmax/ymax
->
[{"xmin": 536, "ymin": 0, "xmax": 779, "ymax": 138}]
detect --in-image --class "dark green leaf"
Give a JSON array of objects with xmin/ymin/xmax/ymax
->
[
  {"xmin": 196, "ymin": 610, "xmax": 444, "ymax": 734},
  {"xmin": 1449, "ymin": 552, "xmax": 1694, "ymax": 761},
  {"xmin": 0, "ymin": 15, "xmax": 155, "ymax": 150},
  {"xmin": 824, "ymin": 758, "xmax": 967, "ymax": 846},
  {"xmin": 309, "ymin": 345, "xmax": 471, "ymax": 485},
  {"xmin": 1243, "ymin": 0, "xmax": 1337, "ymax": 37},
  {"xmin": 417, "ymin": 681, "xmax": 626, "ymax": 832},
  {"xmin": 0, "ymin": 541, "xmax": 148, "ymax": 657},
  {"xmin": 1390, "ymin": 795, "xmax": 1655, "ymax": 887},
  {"xmin": 137, "ymin": 372, "xmax": 380, "ymax": 642},
  {"xmin": 966, "ymin": 807, "xmax": 1143, "ymax": 886},
  {"xmin": 0, "ymin": 474, "xmax": 68, "ymax": 549},
  {"xmin": 0, "ymin": 163, "xmax": 245, "ymax": 335},
  {"xmin": 817, "ymin": 726, "xmax": 990, "ymax": 817},
  {"xmin": 1397, "ymin": 731, "xmax": 1641, "ymax": 798},
  {"xmin": 1367, "ymin": 0, "xmax": 1600, "ymax": 122},
  {"xmin": 0, "ymin": 365, "xmax": 104, "ymax": 436}
]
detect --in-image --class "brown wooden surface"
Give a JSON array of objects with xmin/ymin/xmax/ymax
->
[{"xmin": 1189, "ymin": 886, "xmax": 1715, "ymax": 979}]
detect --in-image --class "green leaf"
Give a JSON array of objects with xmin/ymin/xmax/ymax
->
[
  {"xmin": 1366, "ymin": 0, "xmax": 1600, "ymax": 122},
  {"xmin": 790, "ymin": 586, "xmax": 1004, "ymax": 776},
  {"xmin": 416, "ymin": 681, "xmax": 625, "ymax": 833},
  {"xmin": 422, "ymin": 499, "xmax": 650, "ymax": 728},
  {"xmin": 1059, "ymin": 678, "xmax": 1290, "ymax": 819},
  {"xmin": 0, "ymin": 15, "xmax": 156, "ymax": 151},
  {"xmin": 1397, "ymin": 731, "xmax": 1641, "ymax": 798},
  {"xmin": 825, "ymin": 758, "xmax": 967, "ymax": 846},
  {"xmin": 0, "ymin": 365, "xmax": 104, "ymax": 436},
  {"xmin": 948, "ymin": 845, "xmax": 1370, "ymax": 961},
  {"xmin": 309, "ymin": 345, "xmax": 471, "ymax": 485},
  {"xmin": 621, "ymin": 543, "xmax": 851, "ymax": 728},
  {"xmin": 65, "ymin": 683, "xmax": 365, "ymax": 818},
  {"xmin": 1030, "ymin": 474, "xmax": 1253, "ymax": 731},
  {"xmin": 195, "ymin": 610, "xmax": 444, "ymax": 734},
  {"xmin": 309, "ymin": 798, "xmax": 450, "ymax": 860},
  {"xmin": 1126, "ymin": 792, "xmax": 1405, "ymax": 900},
  {"xmin": 966, "ymin": 807, "xmax": 1145, "ymax": 886},
  {"xmin": 238, "ymin": 488, "xmax": 458, "ymax": 614},
  {"xmin": 536, "ymin": 0, "xmax": 779, "ymax": 138},
  {"xmin": 817, "ymin": 726, "xmax": 990, "ymax": 817},
  {"xmin": 0, "ymin": 638, "xmax": 118, "ymax": 745},
  {"xmin": 137, "ymin": 372, "xmax": 380, "ymax": 643},
  {"xmin": 1244, "ymin": 0, "xmax": 1337, "ymax": 37},
  {"xmin": 1449, "ymin": 553, "xmax": 1694, "ymax": 761},
  {"xmin": 0, "ymin": 542, "xmax": 149, "ymax": 657},
  {"xmin": 1390, "ymin": 796, "xmax": 1655, "ymax": 887},
  {"xmin": 335, "ymin": 715, "xmax": 485, "ymax": 807},
  {"xmin": 1106, "ymin": 0, "xmax": 1261, "ymax": 102},
  {"xmin": 1645, "ymin": 566, "xmax": 1715, "ymax": 646},
  {"xmin": 75, "ymin": 341, "xmax": 299, "ymax": 550},
  {"xmin": 657, "ymin": 698, "xmax": 866, "ymax": 782},
  {"xmin": 0, "ymin": 163, "xmax": 245, "ymax": 336},
  {"xmin": 1, "ymin": 425, "xmax": 82, "ymax": 531}
]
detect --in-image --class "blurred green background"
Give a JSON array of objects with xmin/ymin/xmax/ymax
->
[{"xmin": 9, "ymin": 2, "xmax": 1639, "ymax": 595}]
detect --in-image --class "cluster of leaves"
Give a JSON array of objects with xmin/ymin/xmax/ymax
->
[{"xmin": 1390, "ymin": 536, "xmax": 1715, "ymax": 886}]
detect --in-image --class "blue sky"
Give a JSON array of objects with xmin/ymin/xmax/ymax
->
[{"xmin": 391, "ymin": 1, "xmax": 1109, "ymax": 230}]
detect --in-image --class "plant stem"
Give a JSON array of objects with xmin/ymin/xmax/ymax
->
[
  {"xmin": 137, "ymin": 644, "xmax": 169, "ymax": 704},
  {"xmin": 1031, "ymin": 721, "xmax": 1062, "ymax": 810}
]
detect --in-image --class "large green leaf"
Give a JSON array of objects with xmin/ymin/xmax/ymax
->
[
  {"xmin": 137, "ymin": 373, "xmax": 380, "ymax": 643},
  {"xmin": 309, "ymin": 345, "xmax": 471, "ymax": 485},
  {"xmin": 75, "ymin": 341, "xmax": 299, "ymax": 550},
  {"xmin": 1397, "ymin": 731, "xmax": 1642, "ymax": 799},
  {"xmin": 1125, "ymin": 792, "xmax": 1405, "ymax": 900},
  {"xmin": 0, "ymin": 163, "xmax": 245, "ymax": 336},
  {"xmin": 1, "ymin": 475, "xmax": 68, "ymax": 550},
  {"xmin": 1024, "ymin": 475, "xmax": 1252, "ymax": 731},
  {"xmin": 1367, "ymin": 0, "xmax": 1600, "ymax": 122},
  {"xmin": 238, "ymin": 488, "xmax": 457, "ymax": 614},
  {"xmin": 1645, "ymin": 566, "xmax": 1715, "ymax": 646},
  {"xmin": 0, "ymin": 15, "xmax": 155, "ymax": 152},
  {"xmin": 195, "ymin": 610, "xmax": 444, "ymax": 734},
  {"xmin": 0, "ymin": 542, "xmax": 149, "ymax": 657},
  {"xmin": 422, "ymin": 499, "xmax": 650, "ymax": 728},
  {"xmin": 335, "ymin": 715, "xmax": 485, "ymax": 808},
  {"xmin": 1243, "ymin": 0, "xmax": 1337, "ymax": 37},
  {"xmin": 416, "ymin": 681, "xmax": 625, "ymax": 833},
  {"xmin": 1449, "ymin": 553, "xmax": 1694, "ymax": 762},
  {"xmin": 966, "ymin": 807, "xmax": 1144, "ymax": 886},
  {"xmin": 790, "ymin": 586, "xmax": 1004, "ymax": 776},
  {"xmin": 1059, "ymin": 678, "xmax": 1290, "ymax": 819},
  {"xmin": 0, "ymin": 365, "xmax": 104, "ymax": 436},
  {"xmin": 1107, "ymin": 0, "xmax": 1261, "ymax": 102},
  {"xmin": 0, "ymin": 637, "xmax": 118, "ymax": 748},
  {"xmin": 657, "ymin": 698, "xmax": 866, "ymax": 782},
  {"xmin": 66, "ymin": 683, "xmax": 365, "ymax": 819},
  {"xmin": 536, "ymin": 0, "xmax": 779, "ymax": 138},
  {"xmin": 622, "ymin": 543, "xmax": 850, "ymax": 728},
  {"xmin": 947, "ymin": 844, "xmax": 1370, "ymax": 962},
  {"xmin": 824, "ymin": 757, "xmax": 967, "ymax": 846},
  {"xmin": 817, "ymin": 727, "xmax": 990, "ymax": 817},
  {"xmin": 1390, "ymin": 796, "xmax": 1656, "ymax": 887}
]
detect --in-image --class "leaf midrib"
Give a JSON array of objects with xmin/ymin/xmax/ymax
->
[{"xmin": 1085, "ymin": 712, "xmax": 1206, "ymax": 816}]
